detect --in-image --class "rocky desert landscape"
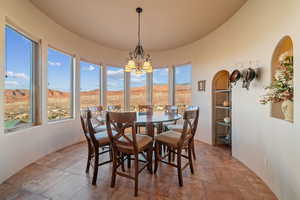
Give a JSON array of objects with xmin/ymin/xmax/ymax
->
[{"xmin": 4, "ymin": 84, "xmax": 191, "ymax": 129}]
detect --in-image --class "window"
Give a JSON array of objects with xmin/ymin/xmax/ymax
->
[
  {"xmin": 153, "ymin": 67, "xmax": 169, "ymax": 111},
  {"xmin": 175, "ymin": 64, "xmax": 192, "ymax": 111},
  {"xmin": 80, "ymin": 61, "xmax": 101, "ymax": 109},
  {"xmin": 47, "ymin": 48, "xmax": 73, "ymax": 121},
  {"xmin": 130, "ymin": 73, "xmax": 146, "ymax": 111},
  {"xmin": 4, "ymin": 26, "xmax": 38, "ymax": 131},
  {"xmin": 107, "ymin": 66, "xmax": 124, "ymax": 110}
]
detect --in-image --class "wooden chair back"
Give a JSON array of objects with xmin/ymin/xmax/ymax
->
[
  {"xmin": 80, "ymin": 109, "xmax": 89, "ymax": 139},
  {"xmin": 179, "ymin": 107, "xmax": 199, "ymax": 147},
  {"xmin": 165, "ymin": 105, "xmax": 178, "ymax": 114},
  {"xmin": 138, "ymin": 105, "xmax": 153, "ymax": 114},
  {"xmin": 107, "ymin": 105, "xmax": 122, "ymax": 111},
  {"xmin": 88, "ymin": 106, "xmax": 105, "ymax": 128},
  {"xmin": 106, "ymin": 112, "xmax": 139, "ymax": 153},
  {"xmin": 86, "ymin": 110, "xmax": 102, "ymax": 148}
]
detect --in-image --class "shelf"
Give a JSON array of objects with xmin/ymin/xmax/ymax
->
[
  {"xmin": 216, "ymin": 121, "xmax": 231, "ymax": 127},
  {"xmin": 216, "ymin": 106, "xmax": 231, "ymax": 110},
  {"xmin": 219, "ymin": 135, "xmax": 231, "ymax": 144},
  {"xmin": 214, "ymin": 89, "xmax": 231, "ymax": 93}
]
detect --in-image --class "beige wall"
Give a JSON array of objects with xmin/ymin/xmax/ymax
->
[
  {"xmin": 151, "ymin": 0, "xmax": 300, "ymax": 199},
  {"xmin": 0, "ymin": 0, "xmax": 299, "ymax": 200},
  {"xmin": 0, "ymin": 0, "xmax": 127, "ymax": 184}
]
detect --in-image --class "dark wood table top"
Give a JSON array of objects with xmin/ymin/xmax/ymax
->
[{"xmin": 136, "ymin": 111, "xmax": 181, "ymax": 124}]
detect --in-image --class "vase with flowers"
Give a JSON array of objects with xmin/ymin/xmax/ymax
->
[{"xmin": 260, "ymin": 54, "xmax": 294, "ymax": 122}]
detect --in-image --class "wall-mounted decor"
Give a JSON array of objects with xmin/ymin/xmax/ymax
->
[
  {"xmin": 260, "ymin": 36, "xmax": 294, "ymax": 122},
  {"xmin": 229, "ymin": 63, "xmax": 257, "ymax": 90},
  {"xmin": 198, "ymin": 80, "xmax": 206, "ymax": 91}
]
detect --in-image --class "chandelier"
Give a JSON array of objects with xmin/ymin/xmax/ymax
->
[{"xmin": 125, "ymin": 7, "xmax": 153, "ymax": 74}]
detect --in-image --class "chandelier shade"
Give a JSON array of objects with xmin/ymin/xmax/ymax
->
[{"xmin": 125, "ymin": 7, "xmax": 152, "ymax": 74}]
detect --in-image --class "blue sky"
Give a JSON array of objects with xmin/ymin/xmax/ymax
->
[
  {"xmin": 48, "ymin": 48, "xmax": 72, "ymax": 92},
  {"xmin": 5, "ymin": 25, "xmax": 191, "ymax": 92},
  {"xmin": 107, "ymin": 66, "xmax": 124, "ymax": 91},
  {"xmin": 80, "ymin": 61, "xmax": 100, "ymax": 91},
  {"xmin": 175, "ymin": 64, "xmax": 192, "ymax": 85},
  {"xmin": 5, "ymin": 26, "xmax": 32, "ymax": 90}
]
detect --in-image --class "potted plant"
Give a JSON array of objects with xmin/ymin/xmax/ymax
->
[{"xmin": 260, "ymin": 54, "xmax": 294, "ymax": 122}]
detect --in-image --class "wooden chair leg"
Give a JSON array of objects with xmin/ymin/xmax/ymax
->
[
  {"xmin": 134, "ymin": 154, "xmax": 139, "ymax": 197},
  {"xmin": 127, "ymin": 154, "xmax": 131, "ymax": 169},
  {"xmin": 192, "ymin": 140, "xmax": 196, "ymax": 160},
  {"xmin": 147, "ymin": 146, "xmax": 153, "ymax": 173},
  {"xmin": 188, "ymin": 145, "xmax": 194, "ymax": 174},
  {"xmin": 92, "ymin": 149, "xmax": 99, "ymax": 185},
  {"xmin": 168, "ymin": 147, "xmax": 172, "ymax": 163},
  {"xmin": 121, "ymin": 153, "xmax": 125, "ymax": 172},
  {"xmin": 154, "ymin": 143, "xmax": 159, "ymax": 173},
  {"xmin": 86, "ymin": 145, "xmax": 92, "ymax": 173},
  {"xmin": 111, "ymin": 150, "xmax": 117, "ymax": 188},
  {"xmin": 177, "ymin": 149, "xmax": 183, "ymax": 187}
]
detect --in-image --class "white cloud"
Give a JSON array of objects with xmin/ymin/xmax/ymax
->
[
  {"xmin": 48, "ymin": 61, "xmax": 62, "ymax": 67},
  {"xmin": 88, "ymin": 65, "xmax": 95, "ymax": 71},
  {"xmin": 6, "ymin": 71, "xmax": 29, "ymax": 80},
  {"xmin": 5, "ymin": 80, "xmax": 19, "ymax": 86},
  {"xmin": 107, "ymin": 69, "xmax": 123, "ymax": 76}
]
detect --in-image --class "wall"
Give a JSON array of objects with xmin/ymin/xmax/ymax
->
[
  {"xmin": 151, "ymin": 0, "xmax": 300, "ymax": 199},
  {"xmin": 0, "ymin": 0, "xmax": 127, "ymax": 183}
]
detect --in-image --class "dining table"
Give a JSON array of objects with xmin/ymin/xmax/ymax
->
[{"xmin": 135, "ymin": 111, "xmax": 182, "ymax": 137}]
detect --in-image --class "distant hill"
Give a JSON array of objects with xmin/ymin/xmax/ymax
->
[{"xmin": 5, "ymin": 84, "xmax": 190, "ymax": 103}]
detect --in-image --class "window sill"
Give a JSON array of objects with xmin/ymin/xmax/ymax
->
[
  {"xmin": 4, "ymin": 123, "xmax": 42, "ymax": 135},
  {"xmin": 47, "ymin": 118, "xmax": 75, "ymax": 125}
]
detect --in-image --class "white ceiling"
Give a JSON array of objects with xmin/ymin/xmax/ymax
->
[{"xmin": 31, "ymin": 0, "xmax": 247, "ymax": 51}]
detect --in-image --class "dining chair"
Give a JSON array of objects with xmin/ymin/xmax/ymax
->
[
  {"xmin": 85, "ymin": 109, "xmax": 117, "ymax": 185},
  {"xmin": 107, "ymin": 105, "xmax": 122, "ymax": 112},
  {"xmin": 106, "ymin": 111, "xmax": 153, "ymax": 196},
  {"xmin": 80, "ymin": 109, "xmax": 94, "ymax": 174},
  {"xmin": 154, "ymin": 107, "xmax": 199, "ymax": 186},
  {"xmin": 163, "ymin": 105, "xmax": 179, "ymax": 129},
  {"xmin": 88, "ymin": 106, "xmax": 107, "ymax": 132},
  {"xmin": 137, "ymin": 105, "xmax": 153, "ymax": 133},
  {"xmin": 167, "ymin": 106, "xmax": 198, "ymax": 160}
]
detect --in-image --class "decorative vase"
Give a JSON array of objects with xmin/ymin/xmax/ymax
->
[{"xmin": 281, "ymin": 100, "xmax": 293, "ymax": 122}]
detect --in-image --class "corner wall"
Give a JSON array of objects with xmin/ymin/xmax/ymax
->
[{"xmin": 151, "ymin": 0, "xmax": 300, "ymax": 199}]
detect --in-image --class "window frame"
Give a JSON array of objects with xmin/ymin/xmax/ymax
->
[
  {"xmin": 47, "ymin": 46, "xmax": 75, "ymax": 122},
  {"xmin": 4, "ymin": 24, "xmax": 41, "ymax": 133}
]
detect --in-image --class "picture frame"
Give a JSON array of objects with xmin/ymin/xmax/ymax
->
[{"xmin": 198, "ymin": 80, "xmax": 206, "ymax": 91}]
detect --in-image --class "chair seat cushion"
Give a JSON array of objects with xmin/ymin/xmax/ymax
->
[
  {"xmin": 167, "ymin": 124, "xmax": 183, "ymax": 132},
  {"xmin": 93, "ymin": 124, "xmax": 107, "ymax": 132},
  {"xmin": 118, "ymin": 134, "xmax": 153, "ymax": 151},
  {"xmin": 155, "ymin": 130, "xmax": 182, "ymax": 147},
  {"xmin": 93, "ymin": 130, "xmax": 117, "ymax": 145}
]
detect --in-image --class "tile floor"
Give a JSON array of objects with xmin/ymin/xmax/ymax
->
[{"xmin": 0, "ymin": 141, "xmax": 278, "ymax": 200}]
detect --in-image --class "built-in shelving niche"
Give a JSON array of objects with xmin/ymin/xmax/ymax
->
[
  {"xmin": 271, "ymin": 36, "xmax": 294, "ymax": 122},
  {"xmin": 212, "ymin": 70, "xmax": 232, "ymax": 150}
]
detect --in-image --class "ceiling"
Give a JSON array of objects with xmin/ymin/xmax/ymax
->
[{"xmin": 31, "ymin": 0, "xmax": 247, "ymax": 51}]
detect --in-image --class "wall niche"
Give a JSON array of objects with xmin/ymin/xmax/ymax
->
[{"xmin": 270, "ymin": 36, "xmax": 294, "ymax": 122}]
